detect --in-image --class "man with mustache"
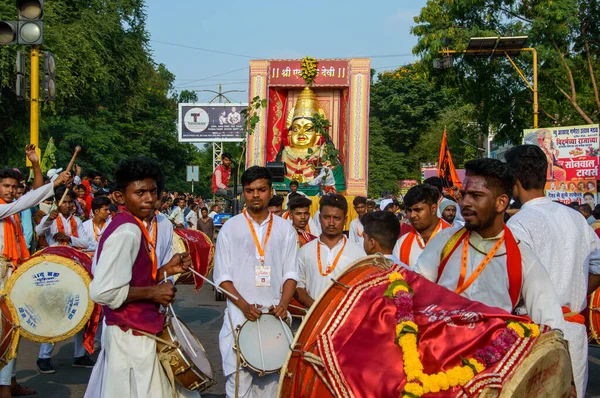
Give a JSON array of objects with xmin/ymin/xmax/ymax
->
[
  {"xmin": 213, "ymin": 166, "xmax": 298, "ymax": 398},
  {"xmin": 392, "ymin": 184, "xmax": 451, "ymax": 267},
  {"xmin": 288, "ymin": 196, "xmax": 317, "ymax": 248},
  {"xmin": 505, "ymin": 144, "xmax": 600, "ymax": 397},
  {"xmin": 296, "ymin": 194, "xmax": 365, "ymax": 308},
  {"xmin": 414, "ymin": 159, "xmax": 566, "ymax": 348}
]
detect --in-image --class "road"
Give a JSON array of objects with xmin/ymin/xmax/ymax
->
[{"xmin": 10, "ymin": 284, "xmax": 600, "ymax": 397}]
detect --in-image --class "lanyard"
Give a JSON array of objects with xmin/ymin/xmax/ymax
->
[
  {"xmin": 133, "ymin": 216, "xmax": 158, "ymax": 282},
  {"xmin": 414, "ymin": 219, "xmax": 442, "ymax": 249},
  {"xmin": 317, "ymin": 236, "xmax": 347, "ymax": 276},
  {"xmin": 93, "ymin": 221, "xmax": 105, "ymax": 242},
  {"xmin": 243, "ymin": 210, "xmax": 273, "ymax": 265},
  {"xmin": 455, "ymin": 232, "xmax": 505, "ymax": 295},
  {"xmin": 356, "ymin": 222, "xmax": 363, "ymax": 237}
]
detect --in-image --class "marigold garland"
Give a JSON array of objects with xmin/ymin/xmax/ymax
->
[
  {"xmin": 300, "ymin": 56, "xmax": 318, "ymax": 86},
  {"xmin": 386, "ymin": 270, "xmax": 542, "ymax": 397}
]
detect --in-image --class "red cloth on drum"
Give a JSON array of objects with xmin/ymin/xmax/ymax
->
[
  {"xmin": 174, "ymin": 228, "xmax": 213, "ymax": 292},
  {"xmin": 99, "ymin": 212, "xmax": 165, "ymax": 335},
  {"xmin": 315, "ymin": 265, "xmax": 538, "ymax": 398},
  {"xmin": 33, "ymin": 246, "xmax": 100, "ymax": 354}
]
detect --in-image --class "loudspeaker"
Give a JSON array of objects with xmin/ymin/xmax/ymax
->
[{"xmin": 266, "ymin": 162, "xmax": 287, "ymax": 183}]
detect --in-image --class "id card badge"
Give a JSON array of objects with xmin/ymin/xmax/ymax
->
[{"xmin": 255, "ymin": 265, "xmax": 271, "ymax": 287}]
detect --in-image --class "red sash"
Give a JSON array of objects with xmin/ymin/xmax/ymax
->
[
  {"xmin": 399, "ymin": 219, "xmax": 450, "ymax": 265},
  {"xmin": 437, "ymin": 226, "xmax": 522, "ymax": 310}
]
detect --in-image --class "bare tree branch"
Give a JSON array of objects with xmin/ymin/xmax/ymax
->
[
  {"xmin": 492, "ymin": 5, "xmax": 533, "ymax": 24},
  {"xmin": 553, "ymin": 81, "xmax": 594, "ymax": 124}
]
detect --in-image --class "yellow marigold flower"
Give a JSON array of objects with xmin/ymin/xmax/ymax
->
[
  {"xmin": 426, "ymin": 373, "xmax": 441, "ymax": 393},
  {"xmin": 446, "ymin": 367, "xmax": 461, "ymax": 387},
  {"xmin": 397, "ymin": 321, "xmax": 418, "ymax": 335},
  {"xmin": 457, "ymin": 366, "xmax": 475, "ymax": 385},
  {"xmin": 404, "ymin": 382, "xmax": 424, "ymax": 397},
  {"xmin": 528, "ymin": 323, "xmax": 541, "ymax": 337},
  {"xmin": 507, "ymin": 322, "xmax": 526, "ymax": 338},
  {"xmin": 393, "ymin": 285, "xmax": 409, "ymax": 295},
  {"xmin": 468, "ymin": 359, "xmax": 485, "ymax": 373},
  {"xmin": 389, "ymin": 272, "xmax": 404, "ymax": 282},
  {"xmin": 436, "ymin": 372, "xmax": 450, "ymax": 390}
]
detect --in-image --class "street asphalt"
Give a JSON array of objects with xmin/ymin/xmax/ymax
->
[{"xmin": 9, "ymin": 284, "xmax": 600, "ymax": 397}]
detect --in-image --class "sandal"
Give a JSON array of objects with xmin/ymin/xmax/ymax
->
[{"xmin": 10, "ymin": 384, "xmax": 36, "ymax": 396}]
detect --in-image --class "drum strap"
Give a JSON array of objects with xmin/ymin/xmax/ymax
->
[
  {"xmin": 132, "ymin": 328, "xmax": 178, "ymax": 398},
  {"xmin": 227, "ymin": 311, "xmax": 241, "ymax": 398}
]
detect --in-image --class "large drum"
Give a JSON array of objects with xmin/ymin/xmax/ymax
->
[
  {"xmin": 0, "ymin": 295, "xmax": 19, "ymax": 370},
  {"xmin": 156, "ymin": 315, "xmax": 215, "ymax": 392},
  {"xmin": 172, "ymin": 229, "xmax": 213, "ymax": 287},
  {"xmin": 589, "ymin": 288, "xmax": 600, "ymax": 344},
  {"xmin": 4, "ymin": 247, "xmax": 94, "ymax": 343},
  {"xmin": 278, "ymin": 255, "xmax": 572, "ymax": 398}
]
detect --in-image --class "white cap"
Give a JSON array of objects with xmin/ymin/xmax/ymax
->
[{"xmin": 47, "ymin": 168, "xmax": 63, "ymax": 182}]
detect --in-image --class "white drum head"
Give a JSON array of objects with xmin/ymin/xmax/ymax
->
[
  {"xmin": 171, "ymin": 318, "xmax": 213, "ymax": 379},
  {"xmin": 238, "ymin": 314, "xmax": 292, "ymax": 374},
  {"xmin": 5, "ymin": 255, "xmax": 93, "ymax": 343}
]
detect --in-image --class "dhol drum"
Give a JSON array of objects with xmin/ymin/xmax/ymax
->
[
  {"xmin": 156, "ymin": 315, "xmax": 215, "ymax": 392},
  {"xmin": 172, "ymin": 229, "xmax": 213, "ymax": 287},
  {"xmin": 0, "ymin": 295, "xmax": 19, "ymax": 370},
  {"xmin": 4, "ymin": 247, "xmax": 94, "ymax": 343},
  {"xmin": 236, "ymin": 313, "xmax": 293, "ymax": 376},
  {"xmin": 278, "ymin": 255, "xmax": 572, "ymax": 398}
]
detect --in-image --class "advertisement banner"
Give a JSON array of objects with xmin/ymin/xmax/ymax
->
[
  {"xmin": 178, "ymin": 103, "xmax": 247, "ymax": 143},
  {"xmin": 523, "ymin": 124, "xmax": 600, "ymax": 204},
  {"xmin": 269, "ymin": 59, "xmax": 349, "ymax": 87}
]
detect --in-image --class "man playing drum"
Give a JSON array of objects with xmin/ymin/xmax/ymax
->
[
  {"xmin": 82, "ymin": 196, "xmax": 112, "ymax": 252},
  {"xmin": 392, "ymin": 184, "xmax": 451, "ymax": 267},
  {"xmin": 213, "ymin": 166, "xmax": 299, "ymax": 398},
  {"xmin": 85, "ymin": 157, "xmax": 194, "ymax": 398},
  {"xmin": 0, "ymin": 145, "xmax": 70, "ymax": 398},
  {"xmin": 505, "ymin": 145, "xmax": 600, "ymax": 397},
  {"xmin": 288, "ymin": 196, "xmax": 317, "ymax": 249},
  {"xmin": 415, "ymin": 159, "xmax": 568, "ymax": 346},
  {"xmin": 296, "ymin": 194, "xmax": 366, "ymax": 308}
]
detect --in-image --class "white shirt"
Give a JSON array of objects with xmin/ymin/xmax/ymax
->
[
  {"xmin": 185, "ymin": 210, "xmax": 198, "ymax": 229},
  {"xmin": 414, "ymin": 227, "xmax": 566, "ymax": 332},
  {"xmin": 307, "ymin": 166, "xmax": 335, "ymax": 187},
  {"xmin": 392, "ymin": 222, "xmax": 446, "ymax": 268},
  {"xmin": 81, "ymin": 218, "xmax": 111, "ymax": 251},
  {"xmin": 169, "ymin": 206, "xmax": 185, "ymax": 226},
  {"xmin": 313, "ymin": 210, "xmax": 321, "ymax": 234},
  {"xmin": 0, "ymin": 183, "xmax": 54, "ymax": 255},
  {"xmin": 213, "ymin": 212, "xmax": 299, "ymax": 376},
  {"xmin": 507, "ymin": 196, "xmax": 599, "ymax": 397},
  {"xmin": 348, "ymin": 217, "xmax": 364, "ymax": 246},
  {"xmin": 298, "ymin": 236, "xmax": 366, "ymax": 301},
  {"xmin": 208, "ymin": 211, "xmax": 217, "ymax": 219},
  {"xmin": 36, "ymin": 213, "xmax": 88, "ymax": 248}
]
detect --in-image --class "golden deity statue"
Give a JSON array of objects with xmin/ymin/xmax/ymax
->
[{"xmin": 277, "ymin": 87, "xmax": 326, "ymax": 183}]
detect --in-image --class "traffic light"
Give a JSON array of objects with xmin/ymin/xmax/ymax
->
[
  {"xmin": 17, "ymin": 0, "xmax": 43, "ymax": 45},
  {"xmin": 0, "ymin": 21, "xmax": 18, "ymax": 45},
  {"xmin": 43, "ymin": 51, "xmax": 55, "ymax": 101}
]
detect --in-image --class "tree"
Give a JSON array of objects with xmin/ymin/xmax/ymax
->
[{"xmin": 411, "ymin": 0, "xmax": 599, "ymax": 144}]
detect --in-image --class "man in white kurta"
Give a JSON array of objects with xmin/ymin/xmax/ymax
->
[
  {"xmin": 392, "ymin": 219, "xmax": 448, "ymax": 267},
  {"xmin": 213, "ymin": 208, "xmax": 298, "ymax": 397},
  {"xmin": 348, "ymin": 196, "xmax": 367, "ymax": 247},
  {"xmin": 504, "ymin": 144, "xmax": 600, "ymax": 397}
]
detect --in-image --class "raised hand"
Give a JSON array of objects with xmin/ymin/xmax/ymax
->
[{"xmin": 25, "ymin": 144, "xmax": 39, "ymax": 164}]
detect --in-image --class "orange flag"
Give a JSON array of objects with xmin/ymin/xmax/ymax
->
[{"xmin": 438, "ymin": 129, "xmax": 462, "ymax": 189}]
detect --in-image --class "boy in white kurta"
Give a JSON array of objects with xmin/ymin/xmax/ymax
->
[
  {"xmin": 348, "ymin": 196, "xmax": 367, "ymax": 246},
  {"xmin": 214, "ymin": 166, "xmax": 299, "ymax": 398}
]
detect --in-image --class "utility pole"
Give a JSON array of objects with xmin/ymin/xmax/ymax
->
[{"xmin": 28, "ymin": 46, "xmax": 40, "ymax": 166}]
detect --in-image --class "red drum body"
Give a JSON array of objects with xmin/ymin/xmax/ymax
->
[
  {"xmin": 0, "ymin": 295, "xmax": 19, "ymax": 370},
  {"xmin": 278, "ymin": 255, "xmax": 572, "ymax": 398},
  {"xmin": 172, "ymin": 229, "xmax": 213, "ymax": 287}
]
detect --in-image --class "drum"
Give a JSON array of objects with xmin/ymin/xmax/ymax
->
[
  {"xmin": 237, "ymin": 314, "xmax": 293, "ymax": 376},
  {"xmin": 288, "ymin": 298, "xmax": 307, "ymax": 318},
  {"xmin": 172, "ymin": 229, "xmax": 214, "ymax": 287},
  {"xmin": 278, "ymin": 255, "xmax": 572, "ymax": 398},
  {"xmin": 589, "ymin": 288, "xmax": 600, "ymax": 344},
  {"xmin": 0, "ymin": 295, "xmax": 19, "ymax": 370},
  {"xmin": 4, "ymin": 247, "xmax": 94, "ymax": 343},
  {"xmin": 156, "ymin": 315, "xmax": 215, "ymax": 392}
]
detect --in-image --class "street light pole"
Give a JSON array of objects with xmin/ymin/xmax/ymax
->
[{"xmin": 28, "ymin": 45, "xmax": 40, "ymax": 166}]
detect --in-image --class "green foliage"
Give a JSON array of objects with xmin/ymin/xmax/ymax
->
[
  {"xmin": 241, "ymin": 96, "xmax": 266, "ymax": 136},
  {"xmin": 311, "ymin": 113, "xmax": 340, "ymax": 166},
  {"xmin": 178, "ymin": 90, "xmax": 199, "ymax": 103},
  {"xmin": 0, "ymin": 0, "xmax": 203, "ymax": 193}
]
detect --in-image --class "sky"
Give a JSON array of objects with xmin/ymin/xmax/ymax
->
[{"xmin": 145, "ymin": 0, "xmax": 427, "ymax": 103}]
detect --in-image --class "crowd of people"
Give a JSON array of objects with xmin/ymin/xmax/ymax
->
[{"xmin": 0, "ymin": 143, "xmax": 599, "ymax": 397}]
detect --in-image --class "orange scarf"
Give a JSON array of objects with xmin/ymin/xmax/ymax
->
[
  {"xmin": 400, "ymin": 219, "xmax": 450, "ymax": 265},
  {"xmin": 56, "ymin": 215, "xmax": 79, "ymax": 246},
  {"xmin": 0, "ymin": 198, "xmax": 30, "ymax": 267}
]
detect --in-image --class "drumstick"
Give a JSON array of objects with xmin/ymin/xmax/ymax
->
[
  {"xmin": 255, "ymin": 305, "xmax": 267, "ymax": 373},
  {"xmin": 58, "ymin": 146, "xmax": 82, "ymax": 207},
  {"xmin": 272, "ymin": 301, "xmax": 293, "ymax": 347},
  {"xmin": 164, "ymin": 272, "xmax": 197, "ymax": 358},
  {"xmin": 187, "ymin": 267, "xmax": 240, "ymax": 301}
]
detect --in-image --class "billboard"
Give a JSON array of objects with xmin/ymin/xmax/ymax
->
[
  {"xmin": 523, "ymin": 124, "xmax": 600, "ymax": 204},
  {"xmin": 178, "ymin": 103, "xmax": 247, "ymax": 143},
  {"xmin": 269, "ymin": 59, "xmax": 349, "ymax": 87}
]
